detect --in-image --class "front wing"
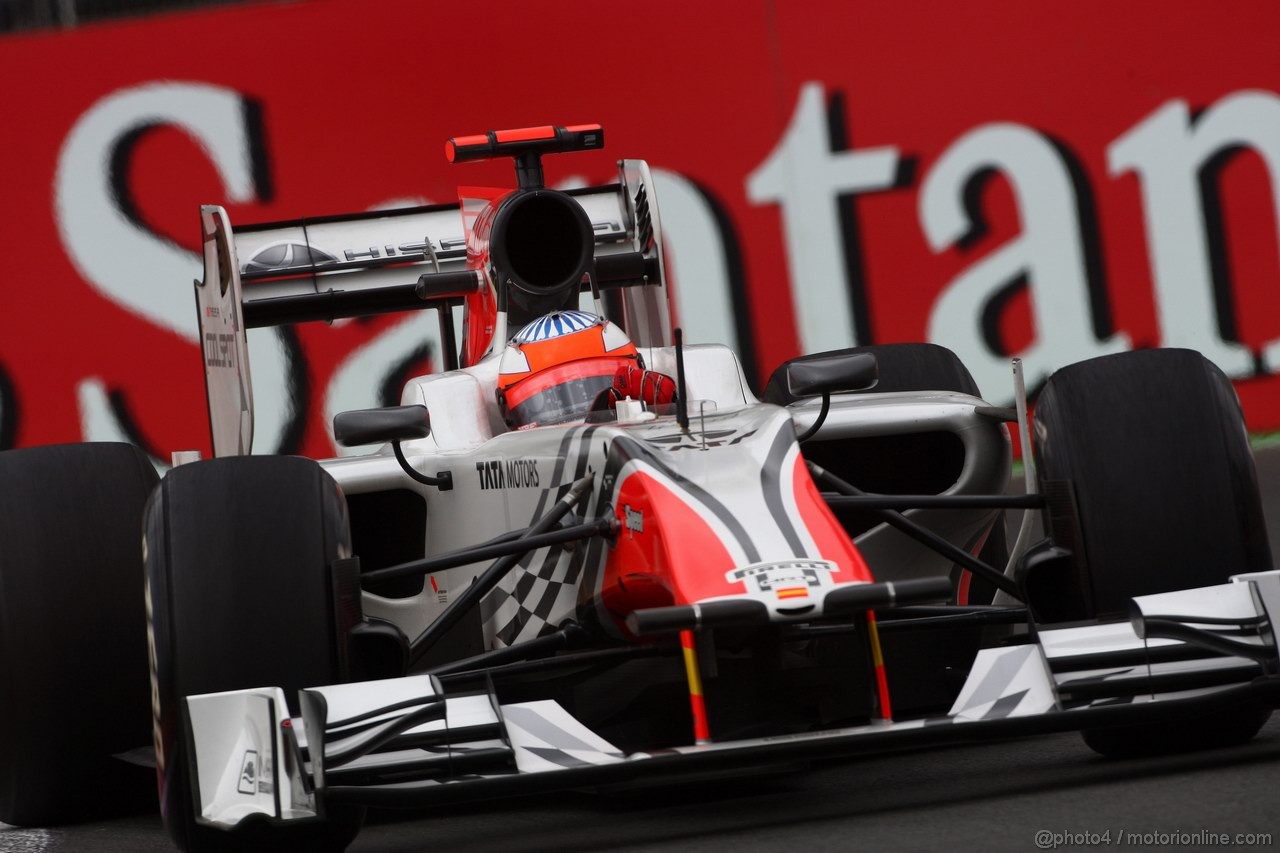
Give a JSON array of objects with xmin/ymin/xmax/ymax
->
[{"xmin": 183, "ymin": 572, "xmax": 1280, "ymax": 829}]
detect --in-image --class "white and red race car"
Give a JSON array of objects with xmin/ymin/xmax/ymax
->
[{"xmin": 1, "ymin": 125, "xmax": 1276, "ymax": 852}]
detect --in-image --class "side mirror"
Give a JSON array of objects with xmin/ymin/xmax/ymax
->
[
  {"xmin": 785, "ymin": 352, "xmax": 878, "ymax": 398},
  {"xmin": 785, "ymin": 353, "xmax": 878, "ymax": 442},
  {"xmin": 332, "ymin": 405, "xmax": 452, "ymax": 490},
  {"xmin": 333, "ymin": 405, "xmax": 431, "ymax": 447}
]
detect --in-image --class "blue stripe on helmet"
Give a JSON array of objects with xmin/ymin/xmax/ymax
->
[{"xmin": 515, "ymin": 310, "xmax": 601, "ymax": 342}]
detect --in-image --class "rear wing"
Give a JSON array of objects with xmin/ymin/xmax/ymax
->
[{"xmin": 195, "ymin": 159, "xmax": 670, "ymax": 457}]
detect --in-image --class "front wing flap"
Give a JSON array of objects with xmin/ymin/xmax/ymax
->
[{"xmin": 184, "ymin": 572, "xmax": 1280, "ymax": 828}]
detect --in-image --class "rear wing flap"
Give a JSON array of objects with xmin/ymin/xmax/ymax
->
[{"xmin": 195, "ymin": 159, "xmax": 669, "ymax": 456}]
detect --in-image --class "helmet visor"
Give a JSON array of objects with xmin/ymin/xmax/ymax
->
[{"xmin": 504, "ymin": 357, "xmax": 637, "ymax": 428}]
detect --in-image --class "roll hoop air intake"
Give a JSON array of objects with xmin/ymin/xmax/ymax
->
[{"xmin": 447, "ymin": 125, "xmax": 605, "ymax": 326}]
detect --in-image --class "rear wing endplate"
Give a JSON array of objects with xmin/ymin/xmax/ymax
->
[{"xmin": 195, "ymin": 206, "xmax": 254, "ymax": 457}]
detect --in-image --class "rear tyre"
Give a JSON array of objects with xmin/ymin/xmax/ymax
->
[
  {"xmin": 146, "ymin": 455, "xmax": 364, "ymax": 852},
  {"xmin": 0, "ymin": 443, "xmax": 158, "ymax": 826},
  {"xmin": 1034, "ymin": 348, "xmax": 1272, "ymax": 756}
]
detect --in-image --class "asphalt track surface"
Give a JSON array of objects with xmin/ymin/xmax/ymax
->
[{"xmin": 7, "ymin": 450, "xmax": 1280, "ymax": 852}]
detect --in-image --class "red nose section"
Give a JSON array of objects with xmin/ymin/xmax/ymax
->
[
  {"xmin": 789, "ymin": 453, "xmax": 871, "ymax": 578},
  {"xmin": 599, "ymin": 456, "xmax": 872, "ymax": 635}
]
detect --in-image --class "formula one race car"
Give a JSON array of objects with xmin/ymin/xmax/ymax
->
[{"xmin": 2, "ymin": 125, "xmax": 1278, "ymax": 852}]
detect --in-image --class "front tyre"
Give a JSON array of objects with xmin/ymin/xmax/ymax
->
[
  {"xmin": 145, "ymin": 455, "xmax": 364, "ymax": 852},
  {"xmin": 1034, "ymin": 348, "xmax": 1272, "ymax": 757}
]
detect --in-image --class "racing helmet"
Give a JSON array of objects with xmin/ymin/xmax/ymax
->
[{"xmin": 497, "ymin": 310, "xmax": 640, "ymax": 429}]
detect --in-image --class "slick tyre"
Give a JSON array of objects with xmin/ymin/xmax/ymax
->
[
  {"xmin": 0, "ymin": 443, "xmax": 159, "ymax": 826},
  {"xmin": 1034, "ymin": 348, "xmax": 1272, "ymax": 757},
  {"xmin": 146, "ymin": 455, "xmax": 364, "ymax": 852}
]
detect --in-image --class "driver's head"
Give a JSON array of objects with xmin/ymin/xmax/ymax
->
[{"xmin": 497, "ymin": 310, "xmax": 640, "ymax": 429}]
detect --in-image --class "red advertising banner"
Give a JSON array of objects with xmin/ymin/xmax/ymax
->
[{"xmin": 1, "ymin": 0, "xmax": 1279, "ymax": 461}]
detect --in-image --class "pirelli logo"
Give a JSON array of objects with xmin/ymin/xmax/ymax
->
[
  {"xmin": 726, "ymin": 560, "xmax": 837, "ymax": 582},
  {"xmin": 726, "ymin": 559, "xmax": 838, "ymax": 596}
]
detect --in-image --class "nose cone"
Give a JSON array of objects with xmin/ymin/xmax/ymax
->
[{"xmin": 594, "ymin": 408, "xmax": 872, "ymax": 634}]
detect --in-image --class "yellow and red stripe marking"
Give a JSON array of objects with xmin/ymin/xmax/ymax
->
[
  {"xmin": 866, "ymin": 610, "xmax": 893, "ymax": 721},
  {"xmin": 776, "ymin": 587, "xmax": 809, "ymax": 599},
  {"xmin": 680, "ymin": 630, "xmax": 711, "ymax": 745}
]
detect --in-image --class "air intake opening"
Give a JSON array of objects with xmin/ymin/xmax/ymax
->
[
  {"xmin": 347, "ymin": 489, "xmax": 428, "ymax": 598},
  {"xmin": 493, "ymin": 190, "xmax": 592, "ymax": 294}
]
